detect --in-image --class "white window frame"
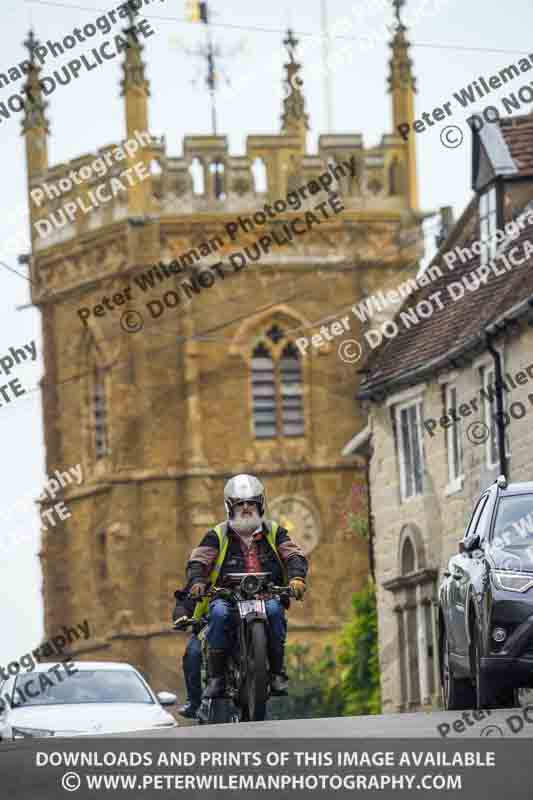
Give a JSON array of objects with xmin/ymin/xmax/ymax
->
[
  {"xmin": 445, "ymin": 383, "xmax": 464, "ymax": 488},
  {"xmin": 480, "ymin": 186, "xmax": 498, "ymax": 267},
  {"xmin": 395, "ymin": 398, "xmax": 425, "ymax": 503}
]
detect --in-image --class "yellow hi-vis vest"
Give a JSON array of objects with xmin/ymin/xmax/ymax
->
[{"xmin": 192, "ymin": 520, "xmax": 285, "ymax": 621}]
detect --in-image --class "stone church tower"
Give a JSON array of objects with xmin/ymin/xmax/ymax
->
[{"xmin": 24, "ymin": 9, "xmax": 424, "ymax": 693}]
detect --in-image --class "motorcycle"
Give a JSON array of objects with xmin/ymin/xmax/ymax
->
[{"xmin": 174, "ymin": 572, "xmax": 298, "ymax": 724}]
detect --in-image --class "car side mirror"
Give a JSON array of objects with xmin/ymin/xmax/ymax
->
[
  {"xmin": 157, "ymin": 691, "xmax": 177, "ymax": 706},
  {"xmin": 462, "ymin": 534, "xmax": 480, "ymax": 554}
]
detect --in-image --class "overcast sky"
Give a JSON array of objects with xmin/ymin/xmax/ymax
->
[{"xmin": 1, "ymin": 0, "xmax": 532, "ymax": 669}]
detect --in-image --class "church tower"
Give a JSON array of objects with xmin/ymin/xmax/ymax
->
[{"xmin": 26, "ymin": 6, "xmax": 426, "ymax": 694}]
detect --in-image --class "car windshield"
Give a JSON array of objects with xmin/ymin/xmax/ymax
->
[
  {"xmin": 492, "ymin": 495, "xmax": 533, "ymax": 556},
  {"xmin": 12, "ymin": 669, "xmax": 154, "ymax": 707}
]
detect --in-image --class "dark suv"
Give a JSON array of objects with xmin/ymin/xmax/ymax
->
[{"xmin": 439, "ymin": 476, "xmax": 533, "ymax": 710}]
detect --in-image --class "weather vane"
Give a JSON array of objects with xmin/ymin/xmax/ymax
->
[
  {"xmin": 392, "ymin": 0, "xmax": 406, "ymax": 29},
  {"xmin": 283, "ymin": 29, "xmax": 299, "ymax": 63},
  {"xmin": 24, "ymin": 29, "xmax": 39, "ymax": 65},
  {"xmin": 172, "ymin": 1, "xmax": 243, "ymax": 138}
]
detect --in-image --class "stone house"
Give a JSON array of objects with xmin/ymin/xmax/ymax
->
[{"xmin": 347, "ymin": 113, "xmax": 533, "ymax": 712}]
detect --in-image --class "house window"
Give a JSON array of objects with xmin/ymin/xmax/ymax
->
[
  {"xmin": 395, "ymin": 399, "xmax": 424, "ymax": 501},
  {"xmin": 93, "ymin": 367, "xmax": 109, "ymax": 459},
  {"xmin": 445, "ymin": 384, "xmax": 463, "ymax": 483},
  {"xmin": 250, "ymin": 330, "xmax": 304, "ymax": 440},
  {"xmin": 479, "ymin": 186, "xmax": 498, "ymax": 266}
]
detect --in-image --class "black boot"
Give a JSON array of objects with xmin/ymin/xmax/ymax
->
[
  {"xmin": 269, "ymin": 645, "xmax": 289, "ymax": 696},
  {"xmin": 203, "ymin": 648, "xmax": 227, "ymax": 698},
  {"xmin": 178, "ymin": 702, "xmax": 199, "ymax": 719}
]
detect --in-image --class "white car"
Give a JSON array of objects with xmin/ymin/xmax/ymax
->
[{"xmin": 0, "ymin": 661, "xmax": 178, "ymax": 740}]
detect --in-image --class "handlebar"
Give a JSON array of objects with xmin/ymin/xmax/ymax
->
[
  {"xmin": 207, "ymin": 584, "xmax": 295, "ymax": 599},
  {"xmin": 173, "ymin": 583, "xmax": 302, "ymax": 630}
]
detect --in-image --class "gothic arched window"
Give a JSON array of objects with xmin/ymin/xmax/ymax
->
[
  {"xmin": 279, "ymin": 342, "xmax": 304, "ymax": 436},
  {"xmin": 250, "ymin": 326, "xmax": 305, "ymax": 439}
]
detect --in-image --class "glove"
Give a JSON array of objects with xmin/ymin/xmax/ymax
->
[
  {"xmin": 190, "ymin": 582, "xmax": 206, "ymax": 598},
  {"xmin": 173, "ymin": 615, "xmax": 189, "ymax": 631},
  {"xmin": 289, "ymin": 578, "xmax": 306, "ymax": 600}
]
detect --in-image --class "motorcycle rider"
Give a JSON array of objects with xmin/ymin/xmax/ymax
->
[{"xmin": 186, "ymin": 474, "xmax": 308, "ymax": 698}]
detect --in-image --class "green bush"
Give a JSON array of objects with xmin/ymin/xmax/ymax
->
[
  {"xmin": 271, "ymin": 580, "xmax": 380, "ymax": 720},
  {"xmin": 337, "ymin": 580, "xmax": 381, "ymax": 715},
  {"xmin": 269, "ymin": 642, "xmax": 344, "ymax": 720}
]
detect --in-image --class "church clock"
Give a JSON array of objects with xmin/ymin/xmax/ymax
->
[{"xmin": 268, "ymin": 495, "xmax": 321, "ymax": 555}]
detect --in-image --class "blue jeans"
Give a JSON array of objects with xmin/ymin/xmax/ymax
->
[
  {"xmin": 183, "ymin": 634, "xmax": 202, "ymax": 708},
  {"xmin": 206, "ymin": 598, "xmax": 287, "ymax": 653}
]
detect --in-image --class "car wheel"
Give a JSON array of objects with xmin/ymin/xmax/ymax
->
[
  {"xmin": 441, "ymin": 629, "xmax": 475, "ymax": 710},
  {"xmin": 471, "ymin": 627, "xmax": 499, "ymax": 710}
]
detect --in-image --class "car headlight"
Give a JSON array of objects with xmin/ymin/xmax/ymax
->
[
  {"xmin": 492, "ymin": 571, "xmax": 533, "ymax": 593},
  {"xmin": 12, "ymin": 726, "xmax": 55, "ymax": 739}
]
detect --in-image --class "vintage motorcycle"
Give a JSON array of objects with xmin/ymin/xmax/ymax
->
[{"xmin": 175, "ymin": 572, "xmax": 297, "ymax": 724}]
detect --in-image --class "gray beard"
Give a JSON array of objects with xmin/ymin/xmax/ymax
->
[{"xmin": 231, "ymin": 508, "xmax": 262, "ymax": 536}]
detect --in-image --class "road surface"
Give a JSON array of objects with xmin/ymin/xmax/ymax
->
[{"xmin": 122, "ymin": 706, "xmax": 533, "ymax": 738}]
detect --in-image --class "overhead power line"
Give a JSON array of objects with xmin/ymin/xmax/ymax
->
[{"xmin": 23, "ymin": 0, "xmax": 532, "ymax": 57}]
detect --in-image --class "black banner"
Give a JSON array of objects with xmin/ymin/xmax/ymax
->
[{"xmin": 0, "ymin": 738, "xmax": 529, "ymax": 799}]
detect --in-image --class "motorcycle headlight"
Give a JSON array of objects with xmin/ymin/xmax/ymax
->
[
  {"xmin": 241, "ymin": 574, "xmax": 261, "ymax": 597},
  {"xmin": 492, "ymin": 571, "xmax": 533, "ymax": 593},
  {"xmin": 12, "ymin": 726, "xmax": 55, "ymax": 739}
]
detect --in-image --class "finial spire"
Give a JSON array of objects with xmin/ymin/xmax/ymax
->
[
  {"xmin": 121, "ymin": 5, "xmax": 150, "ymax": 115},
  {"xmin": 21, "ymin": 28, "xmax": 49, "ymax": 137},
  {"xmin": 281, "ymin": 28, "xmax": 309, "ymax": 137},
  {"xmin": 388, "ymin": 1, "xmax": 416, "ymax": 95},
  {"xmin": 388, "ymin": 1, "xmax": 418, "ymax": 209},
  {"xmin": 119, "ymin": 11, "xmax": 152, "ymax": 217}
]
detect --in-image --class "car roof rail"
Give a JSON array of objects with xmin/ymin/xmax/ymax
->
[{"xmin": 496, "ymin": 474, "xmax": 508, "ymax": 489}]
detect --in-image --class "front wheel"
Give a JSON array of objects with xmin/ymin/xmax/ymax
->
[
  {"xmin": 246, "ymin": 621, "xmax": 269, "ymax": 721},
  {"xmin": 200, "ymin": 698, "xmax": 238, "ymax": 724},
  {"xmin": 441, "ymin": 628, "xmax": 475, "ymax": 710}
]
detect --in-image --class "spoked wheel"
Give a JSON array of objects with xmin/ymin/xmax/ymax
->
[
  {"xmin": 441, "ymin": 630, "xmax": 475, "ymax": 710},
  {"xmin": 246, "ymin": 621, "xmax": 269, "ymax": 721}
]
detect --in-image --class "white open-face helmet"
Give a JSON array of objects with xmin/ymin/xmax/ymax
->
[{"xmin": 224, "ymin": 474, "xmax": 266, "ymax": 519}]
